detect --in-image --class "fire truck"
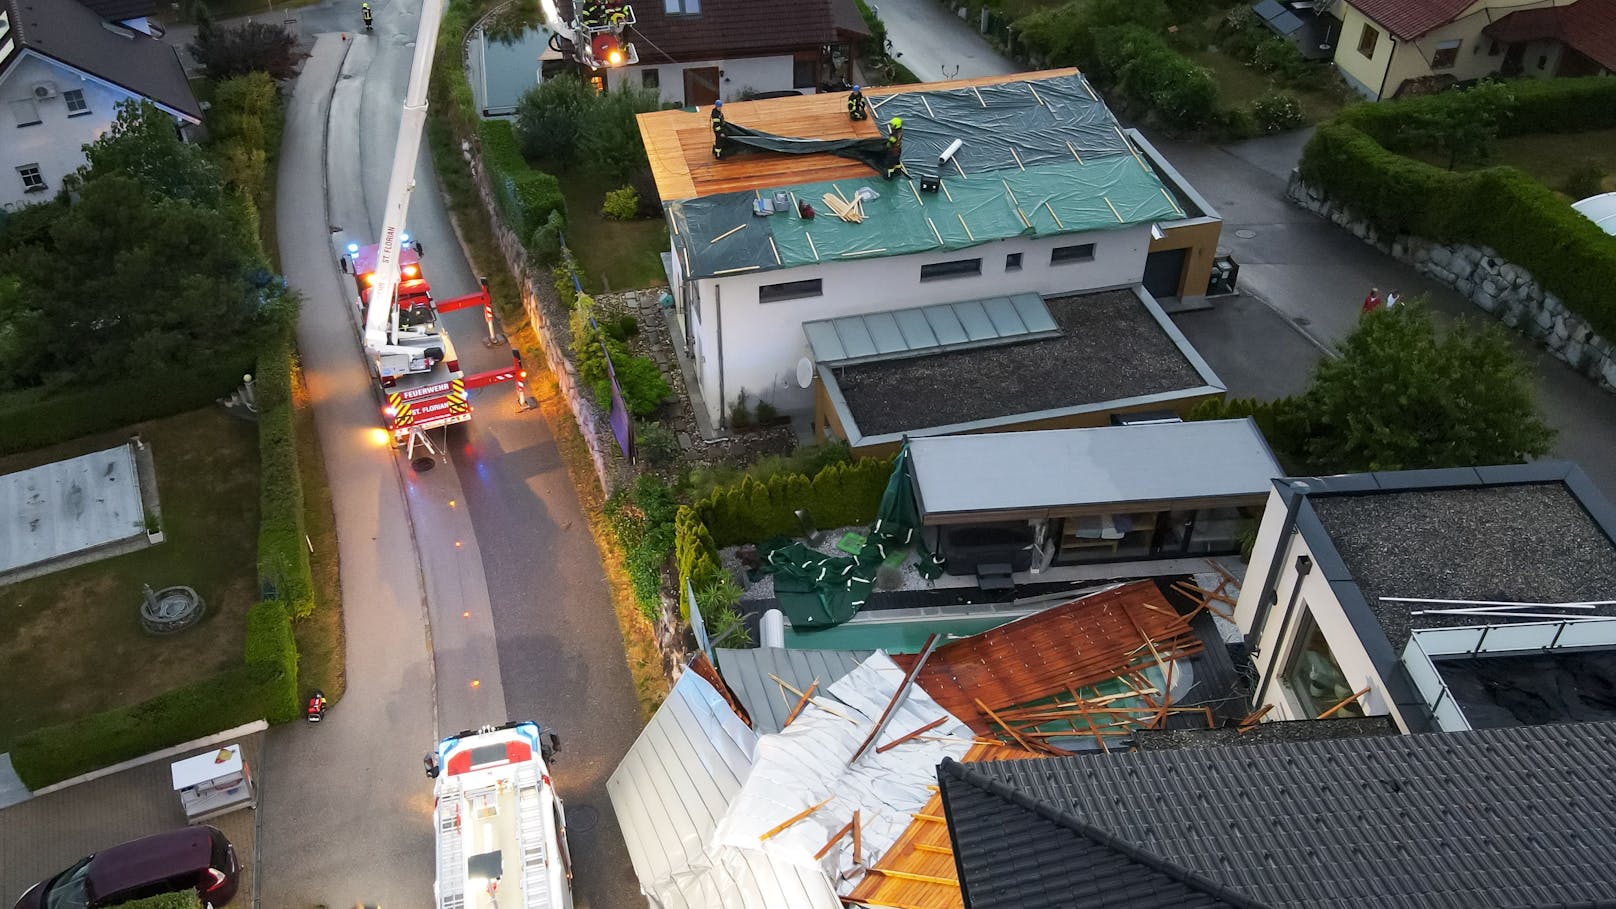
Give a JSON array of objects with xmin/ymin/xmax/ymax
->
[
  {"xmin": 431, "ymin": 722, "xmax": 573, "ymax": 909},
  {"xmin": 541, "ymin": 0, "xmax": 640, "ymax": 70}
]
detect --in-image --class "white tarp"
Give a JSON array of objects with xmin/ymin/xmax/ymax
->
[{"xmin": 711, "ymin": 652, "xmax": 976, "ymax": 893}]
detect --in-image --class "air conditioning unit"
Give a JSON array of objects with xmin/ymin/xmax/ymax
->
[{"xmin": 32, "ymin": 81, "xmax": 58, "ymax": 100}]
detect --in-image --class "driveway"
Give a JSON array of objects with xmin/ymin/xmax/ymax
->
[
  {"xmin": 1152, "ymin": 130, "xmax": 1616, "ymax": 498},
  {"xmin": 872, "ymin": 0, "xmax": 1016, "ymax": 81}
]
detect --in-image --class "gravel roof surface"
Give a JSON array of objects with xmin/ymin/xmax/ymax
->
[
  {"xmin": 1133, "ymin": 716, "xmax": 1399, "ymax": 750},
  {"xmin": 1311, "ymin": 483, "xmax": 1616, "ymax": 649},
  {"xmin": 834, "ymin": 289, "xmax": 1207, "ymax": 437}
]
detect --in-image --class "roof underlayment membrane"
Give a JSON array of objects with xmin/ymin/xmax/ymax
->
[
  {"xmin": 669, "ymin": 73, "xmax": 1186, "ymax": 279},
  {"xmin": 609, "ymin": 653, "xmax": 979, "ymax": 907}
]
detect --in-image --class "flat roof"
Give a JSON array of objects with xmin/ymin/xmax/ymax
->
[
  {"xmin": 821, "ymin": 288, "xmax": 1224, "ymax": 445},
  {"xmin": 1309, "ymin": 480, "xmax": 1616, "ymax": 649},
  {"xmin": 1437, "ymin": 650, "xmax": 1616, "ymax": 729},
  {"xmin": 910, "ymin": 419, "xmax": 1279, "ymax": 519},
  {"xmin": 1, "ymin": 444, "xmax": 146, "ymax": 575}
]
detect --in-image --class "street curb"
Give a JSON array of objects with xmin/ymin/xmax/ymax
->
[
  {"xmin": 30, "ymin": 720, "xmax": 269, "ymax": 797},
  {"xmin": 321, "ymin": 32, "xmax": 356, "ymax": 242}
]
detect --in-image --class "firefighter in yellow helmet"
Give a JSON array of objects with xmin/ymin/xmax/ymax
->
[
  {"xmin": 361, "ymin": 1, "xmax": 373, "ymax": 28},
  {"xmin": 883, "ymin": 116, "xmax": 905, "ymax": 180}
]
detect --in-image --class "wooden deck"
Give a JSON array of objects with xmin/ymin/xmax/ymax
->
[
  {"xmin": 638, "ymin": 69, "xmax": 1082, "ymax": 201},
  {"xmin": 845, "ymin": 742, "xmax": 1043, "ymax": 909}
]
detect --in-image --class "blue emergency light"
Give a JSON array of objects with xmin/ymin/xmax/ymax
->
[{"xmin": 347, "ymin": 242, "xmax": 359, "ymax": 253}]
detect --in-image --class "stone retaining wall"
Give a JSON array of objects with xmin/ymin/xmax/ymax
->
[{"xmin": 1287, "ymin": 172, "xmax": 1616, "ymax": 393}]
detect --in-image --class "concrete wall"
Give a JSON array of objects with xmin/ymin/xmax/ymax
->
[
  {"xmin": 687, "ymin": 224, "xmax": 1153, "ymax": 425},
  {"xmin": 1234, "ymin": 490, "xmax": 1403, "ymax": 727},
  {"xmin": 607, "ymin": 54, "xmax": 806, "ymax": 106},
  {"xmin": 0, "ymin": 54, "xmax": 149, "ymax": 210}
]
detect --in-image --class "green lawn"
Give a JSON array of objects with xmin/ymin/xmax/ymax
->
[
  {"xmin": 1191, "ymin": 48, "xmax": 1347, "ymax": 125},
  {"xmin": 0, "ymin": 408, "xmax": 259, "ymax": 753},
  {"xmin": 1409, "ymin": 127, "xmax": 1616, "ymax": 195},
  {"xmin": 550, "ymin": 168, "xmax": 670, "ymax": 293}
]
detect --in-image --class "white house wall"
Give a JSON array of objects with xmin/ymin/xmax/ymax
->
[
  {"xmin": 688, "ymin": 224, "xmax": 1151, "ymax": 425},
  {"xmin": 1236, "ymin": 489, "xmax": 1405, "ymax": 729},
  {"xmin": 2, "ymin": 54, "xmax": 139, "ymax": 209},
  {"xmin": 608, "ymin": 54, "xmax": 805, "ymax": 106}
]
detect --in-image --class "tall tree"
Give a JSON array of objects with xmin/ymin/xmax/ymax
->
[
  {"xmin": 78, "ymin": 100, "xmax": 221, "ymax": 205},
  {"xmin": 1404, "ymin": 79, "xmax": 1514, "ymax": 170},
  {"xmin": 1297, "ymin": 301, "xmax": 1554, "ymax": 472}
]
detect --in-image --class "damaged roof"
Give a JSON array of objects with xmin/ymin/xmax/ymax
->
[{"xmin": 939, "ymin": 721, "xmax": 1616, "ymax": 908}]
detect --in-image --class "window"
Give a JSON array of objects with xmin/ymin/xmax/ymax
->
[
  {"xmin": 1050, "ymin": 242, "xmax": 1095, "ymax": 264},
  {"xmin": 10, "ymin": 97, "xmax": 40, "ymax": 127},
  {"xmin": 1282, "ymin": 614, "xmax": 1365, "ymax": 718},
  {"xmin": 1488, "ymin": 38, "xmax": 1501, "ymax": 55},
  {"xmin": 641, "ymin": 68, "xmax": 659, "ymax": 90},
  {"xmin": 17, "ymin": 163, "xmax": 44, "ymax": 193},
  {"xmin": 1538, "ymin": 54, "xmax": 1549, "ymax": 70},
  {"xmin": 1431, "ymin": 39, "xmax": 1461, "ymax": 69},
  {"xmin": 1005, "ymin": 252, "xmax": 1023, "ymax": 271},
  {"xmin": 663, "ymin": 0, "xmax": 698, "ymax": 13},
  {"xmin": 1356, "ymin": 23, "xmax": 1378, "ymax": 58},
  {"xmin": 759, "ymin": 278, "xmax": 822, "ymax": 303},
  {"xmin": 794, "ymin": 58, "xmax": 818, "ymax": 89},
  {"xmin": 63, "ymin": 88, "xmax": 89, "ymax": 115},
  {"xmin": 919, "ymin": 258, "xmax": 982, "ymax": 281}
]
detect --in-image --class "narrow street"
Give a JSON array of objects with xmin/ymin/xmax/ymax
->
[
  {"xmin": 261, "ymin": 2, "xmax": 646, "ymax": 906},
  {"xmin": 873, "ymin": 0, "xmax": 1015, "ymax": 81}
]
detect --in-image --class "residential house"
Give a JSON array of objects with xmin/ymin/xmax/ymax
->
[
  {"xmin": 637, "ymin": 70, "xmax": 1225, "ymax": 432},
  {"xmin": 1, "ymin": 0, "xmax": 200, "ymax": 209},
  {"xmin": 1332, "ymin": 0, "xmax": 1614, "ymax": 99},
  {"xmin": 1232, "ymin": 462, "xmax": 1616, "ymax": 733},
  {"xmin": 578, "ymin": 0, "xmax": 867, "ymax": 105},
  {"xmin": 936, "ymin": 721, "xmax": 1616, "ymax": 908}
]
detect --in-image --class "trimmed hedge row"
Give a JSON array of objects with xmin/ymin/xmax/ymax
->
[
  {"xmin": 255, "ymin": 327, "xmax": 315, "ymax": 618},
  {"xmin": 1337, "ymin": 76, "xmax": 1616, "ymax": 149},
  {"xmin": 478, "ymin": 119, "xmax": 567, "ymax": 238},
  {"xmin": 674, "ymin": 457, "xmax": 896, "ymax": 617},
  {"xmin": 108, "ymin": 893, "xmax": 201, "ymax": 909},
  {"xmin": 0, "ymin": 355, "xmax": 252, "ymax": 457},
  {"xmin": 10, "ymin": 601, "xmax": 299, "ymax": 789},
  {"xmin": 1300, "ymin": 84, "xmax": 1616, "ymax": 340}
]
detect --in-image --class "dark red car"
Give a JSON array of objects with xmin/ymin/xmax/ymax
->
[{"xmin": 12, "ymin": 826, "xmax": 239, "ymax": 909}]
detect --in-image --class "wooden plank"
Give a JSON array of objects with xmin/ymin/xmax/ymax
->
[
  {"xmin": 783, "ymin": 678, "xmax": 819, "ymax": 729},
  {"xmin": 769, "ymin": 673, "xmax": 855, "ymax": 722},
  {"xmin": 851, "ymin": 634, "xmax": 941, "ymax": 765},
  {"xmin": 876, "ymin": 716, "xmax": 950, "ymax": 753},
  {"xmin": 1103, "ymin": 196, "xmax": 1124, "ymax": 223},
  {"xmin": 956, "ymin": 212, "xmax": 975, "ymax": 242},
  {"xmin": 975, "ymin": 697, "xmax": 1037, "ymax": 752},
  {"xmin": 870, "ymin": 869, "xmax": 960, "ymax": 886},
  {"xmin": 1317, "ymin": 686, "xmax": 1372, "ymax": 719},
  {"xmin": 759, "ymin": 795, "xmax": 833, "ymax": 841},
  {"xmin": 814, "ymin": 816, "xmax": 855, "ymax": 859}
]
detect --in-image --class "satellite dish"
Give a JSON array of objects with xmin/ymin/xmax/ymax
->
[{"xmin": 796, "ymin": 357, "xmax": 815, "ymax": 388}]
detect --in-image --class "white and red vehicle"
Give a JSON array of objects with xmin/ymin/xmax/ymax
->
[{"xmin": 432, "ymin": 722, "xmax": 573, "ymax": 909}]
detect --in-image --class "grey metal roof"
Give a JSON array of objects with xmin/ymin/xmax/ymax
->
[
  {"xmin": 3, "ymin": 0, "xmax": 201, "ymax": 121},
  {"xmin": 803, "ymin": 294, "xmax": 1058, "ymax": 367},
  {"xmin": 714, "ymin": 646, "xmax": 872, "ymax": 734},
  {"xmin": 1253, "ymin": 0, "xmax": 1304, "ymax": 35},
  {"xmin": 941, "ymin": 721, "xmax": 1616, "ymax": 909},
  {"xmin": 909, "ymin": 418, "xmax": 1281, "ymax": 519},
  {"xmin": 606, "ymin": 670, "xmax": 842, "ymax": 909},
  {"xmin": 77, "ymin": 0, "xmax": 156, "ymax": 21}
]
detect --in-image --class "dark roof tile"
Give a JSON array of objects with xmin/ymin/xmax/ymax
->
[
  {"xmin": 948, "ymin": 722, "xmax": 1616, "ymax": 909},
  {"xmin": 595, "ymin": 0, "xmax": 868, "ymax": 63},
  {"xmin": 3, "ymin": 0, "xmax": 200, "ymax": 120}
]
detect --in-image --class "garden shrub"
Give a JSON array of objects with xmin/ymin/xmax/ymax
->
[
  {"xmin": 256, "ymin": 326, "xmax": 314, "ymax": 619},
  {"xmin": 1098, "ymin": 26, "xmax": 1217, "ymax": 132},
  {"xmin": 1252, "ymin": 90, "xmax": 1305, "ymax": 134},
  {"xmin": 634, "ymin": 419, "xmax": 680, "ymax": 466},
  {"xmin": 528, "ymin": 209, "xmax": 565, "ymax": 266},
  {"xmin": 478, "ymin": 119, "xmax": 566, "ymax": 237},
  {"xmin": 570, "ymin": 292, "xmax": 670, "ymax": 417},
  {"xmin": 603, "ymin": 186, "xmax": 640, "ymax": 220},
  {"xmin": 1562, "ymin": 160, "xmax": 1607, "ymax": 200},
  {"xmin": 106, "ymin": 893, "xmax": 201, "ymax": 909}
]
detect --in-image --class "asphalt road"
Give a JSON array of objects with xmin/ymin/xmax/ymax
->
[
  {"xmin": 332, "ymin": 5, "xmax": 647, "ymax": 908},
  {"xmin": 872, "ymin": 0, "xmax": 1016, "ymax": 81}
]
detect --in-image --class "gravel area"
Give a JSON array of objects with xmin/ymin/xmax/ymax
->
[
  {"xmin": 1311, "ymin": 483, "xmax": 1616, "ymax": 648},
  {"xmin": 834, "ymin": 289, "xmax": 1208, "ymax": 436},
  {"xmin": 1133, "ymin": 715, "xmax": 1400, "ymax": 750}
]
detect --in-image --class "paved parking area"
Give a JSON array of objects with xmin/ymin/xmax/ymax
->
[{"xmin": 0, "ymin": 733, "xmax": 261, "ymax": 908}]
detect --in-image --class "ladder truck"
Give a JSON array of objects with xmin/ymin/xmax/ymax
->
[
  {"xmin": 540, "ymin": 0, "xmax": 640, "ymax": 71},
  {"xmin": 431, "ymin": 722, "xmax": 574, "ymax": 909}
]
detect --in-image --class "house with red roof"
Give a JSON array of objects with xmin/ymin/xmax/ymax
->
[
  {"xmin": 588, "ymin": 0, "xmax": 869, "ymax": 105},
  {"xmin": 1331, "ymin": 0, "xmax": 1615, "ymax": 99}
]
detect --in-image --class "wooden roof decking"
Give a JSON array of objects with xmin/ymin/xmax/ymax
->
[
  {"xmin": 846, "ymin": 743, "xmax": 1043, "ymax": 909},
  {"xmin": 892, "ymin": 581, "xmax": 1204, "ymax": 736},
  {"xmin": 638, "ymin": 69, "xmax": 1082, "ymax": 202}
]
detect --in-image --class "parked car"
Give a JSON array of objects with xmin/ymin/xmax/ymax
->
[{"xmin": 12, "ymin": 826, "xmax": 239, "ymax": 909}]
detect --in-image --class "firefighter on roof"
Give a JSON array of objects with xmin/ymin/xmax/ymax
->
[
  {"xmin": 882, "ymin": 116, "xmax": 905, "ymax": 180},
  {"xmin": 847, "ymin": 85, "xmax": 867, "ymax": 121},
  {"xmin": 711, "ymin": 99, "xmax": 731, "ymax": 159}
]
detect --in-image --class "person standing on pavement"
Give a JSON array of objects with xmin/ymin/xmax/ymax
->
[
  {"xmin": 1385, "ymin": 290, "xmax": 1401, "ymax": 310},
  {"xmin": 1362, "ymin": 287, "xmax": 1381, "ymax": 315}
]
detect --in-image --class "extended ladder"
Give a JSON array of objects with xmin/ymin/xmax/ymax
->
[
  {"xmin": 437, "ymin": 781, "xmax": 467, "ymax": 909},
  {"xmin": 515, "ymin": 763, "xmax": 553, "ymax": 909}
]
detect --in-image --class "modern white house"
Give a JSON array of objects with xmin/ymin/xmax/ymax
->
[
  {"xmin": 1233, "ymin": 462, "xmax": 1616, "ymax": 733},
  {"xmin": 1, "ymin": 0, "xmax": 199, "ymax": 210},
  {"xmin": 638, "ymin": 70, "xmax": 1225, "ymax": 433},
  {"xmin": 565, "ymin": 0, "xmax": 867, "ymax": 105}
]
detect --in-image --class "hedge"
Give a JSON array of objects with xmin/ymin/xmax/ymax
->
[
  {"xmin": 0, "ymin": 353, "xmax": 253, "ymax": 457},
  {"xmin": 10, "ymin": 601, "xmax": 297, "ymax": 789},
  {"xmin": 107, "ymin": 893, "xmax": 201, "ymax": 909},
  {"xmin": 1300, "ymin": 81, "xmax": 1616, "ymax": 340},
  {"xmin": 477, "ymin": 119, "xmax": 566, "ymax": 238},
  {"xmin": 255, "ymin": 327, "xmax": 315, "ymax": 618},
  {"xmin": 674, "ymin": 457, "xmax": 896, "ymax": 617}
]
